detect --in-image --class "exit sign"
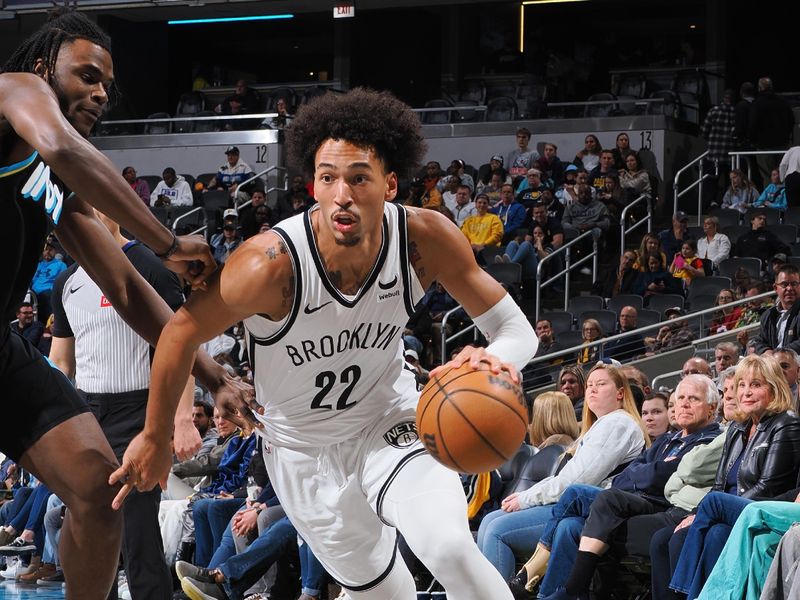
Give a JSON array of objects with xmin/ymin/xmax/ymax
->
[{"xmin": 333, "ymin": 3, "xmax": 354, "ymax": 18}]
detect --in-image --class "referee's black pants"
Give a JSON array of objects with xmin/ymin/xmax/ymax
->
[
  {"xmin": 81, "ymin": 389, "xmax": 172, "ymax": 600},
  {"xmin": 583, "ymin": 488, "xmax": 688, "ymax": 557}
]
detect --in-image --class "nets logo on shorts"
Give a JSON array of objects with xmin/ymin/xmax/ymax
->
[{"xmin": 383, "ymin": 421, "xmax": 419, "ymax": 449}]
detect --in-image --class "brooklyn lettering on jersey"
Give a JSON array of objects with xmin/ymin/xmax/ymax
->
[{"xmin": 286, "ymin": 320, "xmax": 401, "ymax": 366}]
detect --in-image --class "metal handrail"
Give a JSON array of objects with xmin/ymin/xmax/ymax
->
[
  {"xmin": 534, "ymin": 228, "xmax": 599, "ymax": 323},
  {"xmin": 171, "ymin": 206, "xmax": 205, "ymax": 234},
  {"xmin": 728, "ymin": 150, "xmax": 787, "ymax": 182},
  {"xmin": 620, "ymin": 194, "xmax": 652, "ymax": 252},
  {"xmin": 527, "ymin": 290, "xmax": 775, "ymax": 367},
  {"xmin": 545, "ymin": 98, "xmax": 664, "ymax": 108},
  {"xmin": 673, "ymin": 151, "xmax": 717, "ymax": 226},
  {"xmin": 440, "ymin": 307, "xmax": 479, "ymax": 366},
  {"xmin": 100, "ymin": 113, "xmax": 279, "ymax": 126},
  {"xmin": 413, "ymin": 106, "xmax": 488, "ymax": 113},
  {"xmin": 234, "ymin": 165, "xmax": 288, "ymax": 212},
  {"xmin": 651, "ymin": 369, "xmax": 683, "ymax": 391}
]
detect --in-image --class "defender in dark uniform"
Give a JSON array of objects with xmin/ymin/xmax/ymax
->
[{"xmin": 0, "ymin": 11, "xmax": 255, "ymax": 600}]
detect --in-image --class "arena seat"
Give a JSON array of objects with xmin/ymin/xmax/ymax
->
[
  {"xmin": 583, "ymin": 93, "xmax": 618, "ymax": 118},
  {"xmin": 421, "ymin": 99, "xmax": 453, "ymax": 124},
  {"xmin": 140, "ymin": 175, "xmax": 161, "ymax": 193},
  {"xmin": 718, "ymin": 257, "xmax": 761, "ymax": 280},
  {"xmin": 646, "ymin": 90, "xmax": 680, "ymax": 118},
  {"xmin": 460, "ymin": 79, "xmax": 486, "ymax": 104},
  {"xmin": 144, "ymin": 112, "xmax": 171, "ymax": 135},
  {"xmin": 567, "ymin": 295, "xmax": 604, "ymax": 315},
  {"xmin": 453, "ymin": 100, "xmax": 481, "ymax": 123},
  {"xmin": 193, "ymin": 111, "xmax": 218, "ymax": 133},
  {"xmin": 485, "ymin": 97, "xmax": 518, "ymax": 122},
  {"xmin": 636, "ymin": 309, "xmax": 662, "ymax": 330},
  {"xmin": 687, "ymin": 276, "xmax": 731, "ymax": 301},
  {"xmin": 499, "ymin": 444, "xmax": 566, "ymax": 498},
  {"xmin": 772, "ymin": 224, "xmax": 798, "ymax": 246},
  {"xmin": 541, "ymin": 311, "xmax": 574, "ymax": 335},
  {"xmin": 709, "ymin": 208, "xmax": 742, "ymax": 229},
  {"xmin": 606, "ymin": 295, "xmax": 644, "ymax": 314},
  {"xmin": 646, "ymin": 294, "xmax": 685, "ymax": 316}
]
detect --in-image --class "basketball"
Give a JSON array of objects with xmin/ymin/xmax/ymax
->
[{"xmin": 416, "ymin": 362, "xmax": 528, "ymax": 474}]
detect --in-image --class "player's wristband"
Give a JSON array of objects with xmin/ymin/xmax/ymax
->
[{"xmin": 155, "ymin": 232, "xmax": 179, "ymax": 259}]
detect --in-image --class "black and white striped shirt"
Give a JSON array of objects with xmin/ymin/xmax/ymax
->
[{"xmin": 51, "ymin": 242, "xmax": 184, "ymax": 394}]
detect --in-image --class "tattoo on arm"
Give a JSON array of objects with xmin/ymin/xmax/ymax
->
[{"xmin": 266, "ymin": 239, "xmax": 288, "ymax": 260}]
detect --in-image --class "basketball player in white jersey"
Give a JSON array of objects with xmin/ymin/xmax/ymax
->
[{"xmin": 112, "ymin": 88, "xmax": 538, "ymax": 600}]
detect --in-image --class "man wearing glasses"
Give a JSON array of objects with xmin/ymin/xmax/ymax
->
[
  {"xmin": 750, "ymin": 264, "xmax": 800, "ymax": 354},
  {"xmin": 14, "ymin": 302, "xmax": 43, "ymax": 347}
]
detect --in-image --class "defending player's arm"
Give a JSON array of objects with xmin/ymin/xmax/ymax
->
[
  {"xmin": 109, "ymin": 232, "xmax": 293, "ymax": 507},
  {"xmin": 56, "ymin": 198, "xmax": 249, "ymax": 415},
  {"xmin": 0, "ymin": 73, "xmax": 214, "ymax": 284},
  {"xmin": 406, "ymin": 207, "xmax": 538, "ymax": 377}
]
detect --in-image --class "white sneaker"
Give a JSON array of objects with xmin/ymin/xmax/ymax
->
[{"xmin": 0, "ymin": 556, "xmax": 22, "ymax": 579}]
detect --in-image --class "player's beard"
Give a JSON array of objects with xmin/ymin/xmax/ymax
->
[{"xmin": 335, "ymin": 235, "xmax": 361, "ymax": 247}]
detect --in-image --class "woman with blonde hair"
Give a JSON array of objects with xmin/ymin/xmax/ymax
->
[
  {"xmin": 633, "ymin": 233, "xmax": 668, "ymax": 272},
  {"xmin": 530, "ymin": 392, "xmax": 580, "ymax": 449},
  {"xmin": 478, "ymin": 363, "xmax": 649, "ymax": 581},
  {"xmin": 660, "ymin": 354, "xmax": 800, "ymax": 600}
]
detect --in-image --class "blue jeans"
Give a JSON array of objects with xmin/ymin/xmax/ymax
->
[
  {"xmin": 298, "ymin": 537, "xmax": 326, "ymax": 596},
  {"xmin": 0, "ymin": 486, "xmax": 33, "ymax": 526},
  {"xmin": 41, "ymin": 495, "xmax": 63, "ymax": 565},
  {"xmin": 504, "ymin": 240, "xmax": 539, "ymax": 279},
  {"xmin": 477, "ymin": 504, "xmax": 555, "ymax": 580},
  {"xmin": 193, "ymin": 497, "xmax": 244, "ymax": 568},
  {"xmin": 219, "ymin": 516, "xmax": 298, "ymax": 600},
  {"xmin": 539, "ymin": 517, "xmax": 584, "ymax": 597},
  {"xmin": 9, "ymin": 484, "xmax": 50, "ymax": 554},
  {"xmin": 670, "ymin": 492, "xmax": 751, "ymax": 599},
  {"xmin": 539, "ymin": 484, "xmax": 602, "ymax": 549}
]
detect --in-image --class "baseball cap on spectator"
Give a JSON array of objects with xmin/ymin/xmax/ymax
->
[
  {"xmin": 225, "ymin": 146, "xmax": 240, "ymax": 155},
  {"xmin": 565, "ymin": 164, "xmax": 579, "ymax": 173},
  {"xmin": 673, "ymin": 211, "xmax": 689, "ymax": 222},
  {"xmin": 491, "ymin": 155, "xmax": 504, "ymax": 165},
  {"xmin": 664, "ymin": 307, "xmax": 685, "ymax": 318},
  {"xmin": 223, "ymin": 208, "xmax": 238, "ymax": 220},
  {"xmin": 404, "ymin": 348, "xmax": 419, "ymax": 361},
  {"xmin": 772, "ymin": 253, "xmax": 788, "ymax": 264}
]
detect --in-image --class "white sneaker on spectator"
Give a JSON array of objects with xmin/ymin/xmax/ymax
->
[{"xmin": 0, "ymin": 556, "xmax": 21, "ymax": 579}]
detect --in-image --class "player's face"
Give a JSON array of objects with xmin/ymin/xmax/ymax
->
[
  {"xmin": 47, "ymin": 39, "xmax": 113, "ymax": 138},
  {"xmin": 313, "ymin": 139, "xmax": 397, "ymax": 247}
]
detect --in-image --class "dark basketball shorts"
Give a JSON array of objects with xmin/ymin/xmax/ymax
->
[{"xmin": 0, "ymin": 325, "xmax": 90, "ymax": 461}]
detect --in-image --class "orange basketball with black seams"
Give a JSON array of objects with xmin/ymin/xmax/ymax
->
[{"xmin": 416, "ymin": 361, "xmax": 528, "ymax": 474}]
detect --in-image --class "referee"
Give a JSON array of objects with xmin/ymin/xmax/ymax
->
[{"xmin": 49, "ymin": 211, "xmax": 200, "ymax": 600}]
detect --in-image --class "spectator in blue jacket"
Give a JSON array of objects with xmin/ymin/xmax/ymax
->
[
  {"xmin": 492, "ymin": 183, "xmax": 527, "ymax": 244},
  {"xmin": 754, "ymin": 168, "xmax": 787, "ymax": 210},
  {"xmin": 30, "ymin": 240, "xmax": 67, "ymax": 322}
]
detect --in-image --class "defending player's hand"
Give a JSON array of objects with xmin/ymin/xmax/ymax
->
[
  {"xmin": 430, "ymin": 344, "xmax": 520, "ymax": 384},
  {"xmin": 211, "ymin": 375, "xmax": 263, "ymax": 434},
  {"xmin": 173, "ymin": 417, "xmax": 203, "ymax": 461},
  {"xmin": 162, "ymin": 234, "xmax": 217, "ymax": 289},
  {"xmin": 108, "ymin": 431, "xmax": 172, "ymax": 510}
]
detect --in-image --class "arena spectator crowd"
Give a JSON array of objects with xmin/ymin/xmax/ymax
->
[{"xmin": 5, "ymin": 76, "xmax": 800, "ymax": 600}]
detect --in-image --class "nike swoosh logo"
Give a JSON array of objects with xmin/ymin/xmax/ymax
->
[
  {"xmin": 69, "ymin": 285, "xmax": 84, "ymax": 294},
  {"xmin": 378, "ymin": 276, "xmax": 398, "ymax": 290},
  {"xmin": 304, "ymin": 301, "xmax": 332, "ymax": 315}
]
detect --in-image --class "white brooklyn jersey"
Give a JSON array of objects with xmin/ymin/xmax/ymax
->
[{"xmin": 243, "ymin": 202, "xmax": 425, "ymax": 447}]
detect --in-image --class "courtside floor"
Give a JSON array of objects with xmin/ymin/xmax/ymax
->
[{"xmin": 0, "ymin": 581, "xmax": 64, "ymax": 598}]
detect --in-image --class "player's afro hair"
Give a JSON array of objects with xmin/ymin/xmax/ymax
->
[{"xmin": 285, "ymin": 88, "xmax": 427, "ymax": 180}]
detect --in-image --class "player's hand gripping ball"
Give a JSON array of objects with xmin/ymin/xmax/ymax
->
[{"xmin": 416, "ymin": 361, "xmax": 528, "ymax": 473}]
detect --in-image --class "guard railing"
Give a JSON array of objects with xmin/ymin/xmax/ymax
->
[
  {"xmin": 620, "ymin": 193, "xmax": 652, "ymax": 252},
  {"xmin": 673, "ymin": 151, "xmax": 717, "ymax": 225},
  {"xmin": 728, "ymin": 150, "xmax": 787, "ymax": 182},
  {"xmin": 534, "ymin": 228, "xmax": 599, "ymax": 323}
]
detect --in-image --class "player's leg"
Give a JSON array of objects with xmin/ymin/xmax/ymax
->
[
  {"xmin": 18, "ymin": 412, "xmax": 122, "ymax": 600},
  {"xmin": 380, "ymin": 453, "xmax": 514, "ymax": 600},
  {"xmin": 263, "ymin": 444, "xmax": 418, "ymax": 600},
  {"xmin": 4, "ymin": 339, "xmax": 122, "ymax": 600}
]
